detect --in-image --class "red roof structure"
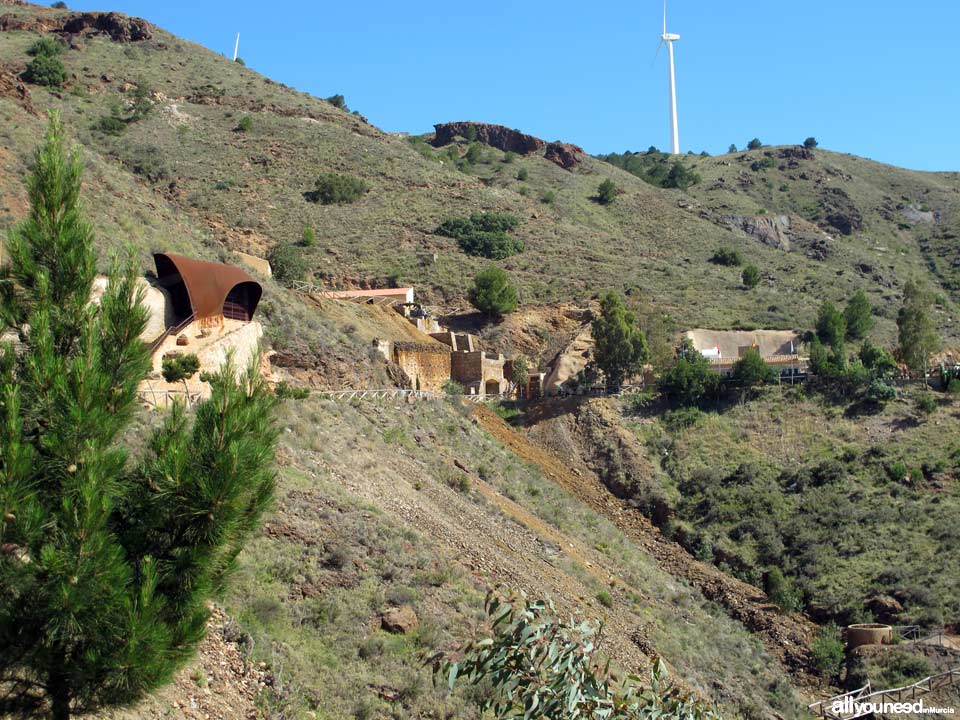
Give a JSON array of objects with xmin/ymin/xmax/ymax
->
[{"xmin": 153, "ymin": 253, "xmax": 262, "ymax": 321}]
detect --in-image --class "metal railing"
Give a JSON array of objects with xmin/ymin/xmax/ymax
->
[{"xmin": 147, "ymin": 314, "xmax": 195, "ymax": 355}]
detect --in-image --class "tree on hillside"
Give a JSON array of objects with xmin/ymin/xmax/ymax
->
[
  {"xmin": 435, "ymin": 590, "xmax": 721, "ymax": 720},
  {"xmin": 659, "ymin": 341, "xmax": 721, "ymax": 407},
  {"xmin": 897, "ymin": 280, "xmax": 941, "ymax": 374},
  {"xmin": 591, "ymin": 291, "xmax": 649, "ymax": 388},
  {"xmin": 510, "ymin": 356, "xmax": 529, "ymax": 395},
  {"xmin": 663, "ymin": 161, "xmax": 701, "ymax": 190},
  {"xmin": 747, "ymin": 138, "xmax": 763, "ymax": 150},
  {"xmin": 844, "ymin": 289, "xmax": 874, "ymax": 340},
  {"xmin": 267, "ymin": 242, "xmax": 308, "ymax": 284},
  {"xmin": 803, "ymin": 137, "xmax": 819, "ymax": 149},
  {"xmin": 596, "ymin": 178, "xmax": 618, "ymax": 205},
  {"xmin": 728, "ymin": 143, "xmax": 737, "ymax": 153},
  {"xmin": 741, "ymin": 264, "xmax": 760, "ymax": 289},
  {"xmin": 468, "ymin": 266, "xmax": 518, "ymax": 317},
  {"xmin": 0, "ymin": 113, "xmax": 278, "ymax": 719},
  {"xmin": 816, "ymin": 301, "xmax": 847, "ymax": 348},
  {"xmin": 730, "ymin": 348, "xmax": 778, "ymax": 390}
]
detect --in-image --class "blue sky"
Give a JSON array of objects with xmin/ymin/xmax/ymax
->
[{"xmin": 70, "ymin": 0, "xmax": 960, "ymax": 171}]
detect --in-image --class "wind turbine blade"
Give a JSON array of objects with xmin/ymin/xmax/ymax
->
[
  {"xmin": 663, "ymin": 0, "xmax": 667, "ymax": 35},
  {"xmin": 653, "ymin": 39, "xmax": 663, "ymax": 66}
]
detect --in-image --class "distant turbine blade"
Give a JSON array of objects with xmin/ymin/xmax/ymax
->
[
  {"xmin": 663, "ymin": 0, "xmax": 667, "ymax": 35},
  {"xmin": 653, "ymin": 39, "xmax": 663, "ymax": 65}
]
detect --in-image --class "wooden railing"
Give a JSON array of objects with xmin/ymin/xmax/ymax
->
[
  {"xmin": 137, "ymin": 386, "xmax": 203, "ymax": 408},
  {"xmin": 809, "ymin": 666, "xmax": 959, "ymax": 719}
]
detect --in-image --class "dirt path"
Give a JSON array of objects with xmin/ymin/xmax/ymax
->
[{"xmin": 473, "ymin": 404, "xmax": 820, "ymax": 684}]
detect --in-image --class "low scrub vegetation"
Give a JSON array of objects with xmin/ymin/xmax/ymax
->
[
  {"xmin": 436, "ymin": 212, "xmax": 523, "ymax": 259},
  {"xmin": 305, "ymin": 173, "xmax": 368, "ymax": 205}
]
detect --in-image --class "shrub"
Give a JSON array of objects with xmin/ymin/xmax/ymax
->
[
  {"xmin": 803, "ymin": 137, "xmax": 818, "ymax": 149},
  {"xmin": 124, "ymin": 144, "xmax": 169, "ymax": 182},
  {"xmin": 442, "ymin": 379, "xmax": 464, "ymax": 395},
  {"xmin": 710, "ymin": 247, "xmax": 742, "ymax": 266},
  {"xmin": 161, "ymin": 353, "xmax": 201, "ymax": 383},
  {"xmin": 516, "ymin": 167, "xmax": 528, "ymax": 181},
  {"xmin": 596, "ymin": 590, "xmax": 613, "ymax": 608},
  {"xmin": 865, "ymin": 379, "xmax": 896, "ymax": 404},
  {"xmin": 662, "ymin": 161, "xmax": 701, "ymax": 189},
  {"xmin": 659, "ymin": 343, "xmax": 720, "ymax": 407},
  {"xmin": 728, "ymin": 143, "xmax": 737, "ymax": 153},
  {"xmin": 596, "ymin": 178, "xmax": 618, "ymax": 205},
  {"xmin": 859, "ymin": 340, "xmax": 897, "ymax": 379},
  {"xmin": 437, "ymin": 212, "xmax": 523, "ymax": 260},
  {"xmin": 275, "ymin": 381, "xmax": 310, "ymax": 400},
  {"xmin": 27, "ymin": 37, "xmax": 63, "ymax": 57},
  {"xmin": 301, "ymin": 227, "xmax": 316, "ymax": 247},
  {"xmin": 750, "ymin": 156, "xmax": 776, "ymax": 171},
  {"xmin": 234, "ymin": 57, "xmax": 245, "ymax": 66},
  {"xmin": 540, "ymin": 189, "xmax": 557, "ymax": 205},
  {"xmin": 50, "ymin": 1, "xmax": 67, "ymax": 7},
  {"xmin": 267, "ymin": 243, "xmax": 308, "ymax": 284},
  {"xmin": 22, "ymin": 53, "xmax": 67, "ymax": 87},
  {"xmin": 468, "ymin": 266, "xmax": 519, "ymax": 317},
  {"xmin": 93, "ymin": 114, "xmax": 127, "ymax": 136},
  {"xmin": 503, "ymin": 151, "xmax": 517, "ymax": 163},
  {"xmin": 741, "ymin": 264, "xmax": 760, "ymax": 288},
  {"xmin": 436, "ymin": 591, "xmax": 721, "ymax": 720},
  {"xmin": 326, "ymin": 94, "xmax": 348, "ymax": 111},
  {"xmin": 464, "ymin": 142, "xmax": 482, "ymax": 164},
  {"xmin": 306, "ymin": 173, "xmax": 368, "ymax": 205},
  {"xmin": 765, "ymin": 567, "xmax": 802, "ymax": 612},
  {"xmin": 236, "ymin": 115, "xmax": 254, "ymax": 132},
  {"xmin": 916, "ymin": 393, "xmax": 937, "ymax": 414},
  {"xmin": 810, "ymin": 626, "xmax": 844, "ymax": 679},
  {"xmin": 747, "ymin": 138, "xmax": 763, "ymax": 150}
]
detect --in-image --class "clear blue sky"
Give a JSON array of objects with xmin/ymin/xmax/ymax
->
[{"xmin": 71, "ymin": 0, "xmax": 960, "ymax": 171}]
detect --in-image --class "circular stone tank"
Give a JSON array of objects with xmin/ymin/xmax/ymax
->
[{"xmin": 847, "ymin": 623, "xmax": 893, "ymax": 650}]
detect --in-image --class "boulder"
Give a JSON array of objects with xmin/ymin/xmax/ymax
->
[
  {"xmin": 380, "ymin": 606, "xmax": 419, "ymax": 634},
  {"xmin": 61, "ymin": 12, "xmax": 152, "ymax": 42},
  {"xmin": 432, "ymin": 122, "xmax": 545, "ymax": 154}
]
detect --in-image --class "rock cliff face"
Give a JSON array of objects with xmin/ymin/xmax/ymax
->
[
  {"xmin": 0, "ymin": 11, "xmax": 151, "ymax": 42},
  {"xmin": 544, "ymin": 141, "xmax": 584, "ymax": 170},
  {"xmin": 432, "ymin": 122, "xmax": 545, "ymax": 154}
]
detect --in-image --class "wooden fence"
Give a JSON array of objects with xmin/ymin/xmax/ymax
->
[
  {"xmin": 809, "ymin": 665, "xmax": 959, "ymax": 719},
  {"xmin": 137, "ymin": 387, "xmax": 203, "ymax": 408}
]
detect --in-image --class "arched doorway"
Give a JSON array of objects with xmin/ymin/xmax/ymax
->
[{"xmin": 485, "ymin": 379, "xmax": 500, "ymax": 396}]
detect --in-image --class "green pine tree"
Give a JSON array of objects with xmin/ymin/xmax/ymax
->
[
  {"xmin": 591, "ymin": 291, "xmax": 649, "ymax": 389},
  {"xmin": 844, "ymin": 289, "xmax": 874, "ymax": 340},
  {"xmin": 0, "ymin": 112, "xmax": 278, "ymax": 719},
  {"xmin": 897, "ymin": 280, "xmax": 941, "ymax": 373}
]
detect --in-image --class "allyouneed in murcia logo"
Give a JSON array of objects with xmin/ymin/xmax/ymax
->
[{"xmin": 831, "ymin": 698, "xmax": 956, "ymax": 715}]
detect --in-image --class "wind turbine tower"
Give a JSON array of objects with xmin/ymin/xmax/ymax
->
[{"xmin": 657, "ymin": 0, "xmax": 681, "ymax": 155}]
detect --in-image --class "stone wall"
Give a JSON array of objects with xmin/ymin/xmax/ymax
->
[{"xmin": 393, "ymin": 343, "xmax": 451, "ymax": 392}]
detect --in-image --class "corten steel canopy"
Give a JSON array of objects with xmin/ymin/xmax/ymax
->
[{"xmin": 153, "ymin": 253, "xmax": 262, "ymax": 322}]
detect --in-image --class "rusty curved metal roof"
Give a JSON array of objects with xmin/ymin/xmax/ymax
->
[{"xmin": 153, "ymin": 253, "xmax": 262, "ymax": 320}]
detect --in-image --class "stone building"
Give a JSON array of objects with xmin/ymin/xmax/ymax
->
[{"xmin": 430, "ymin": 331, "xmax": 508, "ymax": 396}]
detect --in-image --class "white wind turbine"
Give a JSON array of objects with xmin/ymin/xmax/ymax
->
[{"xmin": 654, "ymin": 0, "xmax": 681, "ymax": 155}]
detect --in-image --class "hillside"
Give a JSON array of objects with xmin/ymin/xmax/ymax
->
[{"xmin": 1, "ymin": 2, "xmax": 959, "ymax": 719}]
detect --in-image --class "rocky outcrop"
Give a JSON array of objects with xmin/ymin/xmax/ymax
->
[
  {"xmin": 0, "ymin": 11, "xmax": 151, "ymax": 42},
  {"xmin": 432, "ymin": 122, "xmax": 545, "ymax": 154},
  {"xmin": 820, "ymin": 187, "xmax": 862, "ymax": 236},
  {"xmin": 380, "ymin": 606, "xmax": 419, "ymax": 634},
  {"xmin": 544, "ymin": 141, "xmax": 584, "ymax": 170},
  {"xmin": 61, "ymin": 12, "xmax": 152, "ymax": 41},
  {"xmin": 722, "ymin": 214, "xmax": 793, "ymax": 251},
  {"xmin": 0, "ymin": 65, "xmax": 34, "ymax": 114},
  {"xmin": 777, "ymin": 146, "xmax": 815, "ymax": 161}
]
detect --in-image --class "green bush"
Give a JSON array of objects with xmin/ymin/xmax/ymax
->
[
  {"xmin": 710, "ymin": 247, "xmax": 742, "ymax": 266},
  {"xmin": 741, "ymin": 264, "xmax": 760, "ymax": 288},
  {"xmin": 275, "ymin": 381, "xmax": 310, "ymax": 400},
  {"xmin": 765, "ymin": 567, "xmax": 802, "ymax": 612},
  {"xmin": 516, "ymin": 167, "xmax": 528, "ymax": 181},
  {"xmin": 161, "ymin": 353, "xmax": 201, "ymax": 384},
  {"xmin": 22, "ymin": 53, "xmax": 67, "ymax": 88},
  {"xmin": 803, "ymin": 137, "xmax": 818, "ymax": 149},
  {"xmin": 747, "ymin": 138, "xmax": 763, "ymax": 150},
  {"xmin": 27, "ymin": 37, "xmax": 63, "ymax": 58},
  {"xmin": 236, "ymin": 115, "xmax": 254, "ymax": 132},
  {"xmin": 301, "ymin": 227, "xmax": 317, "ymax": 247},
  {"xmin": 468, "ymin": 266, "xmax": 519, "ymax": 316},
  {"xmin": 503, "ymin": 151, "xmax": 517, "ymax": 163},
  {"xmin": 844, "ymin": 289, "xmax": 874, "ymax": 340},
  {"xmin": 93, "ymin": 114, "xmax": 127, "ymax": 136},
  {"xmin": 916, "ymin": 393, "xmax": 937, "ymax": 414},
  {"xmin": 750, "ymin": 156, "xmax": 776, "ymax": 171},
  {"xmin": 464, "ymin": 142, "xmax": 482, "ymax": 164},
  {"xmin": 306, "ymin": 173, "xmax": 368, "ymax": 205},
  {"xmin": 268, "ymin": 243, "xmax": 308, "ymax": 284},
  {"xmin": 816, "ymin": 301, "xmax": 847, "ymax": 347},
  {"xmin": 596, "ymin": 178, "xmax": 618, "ymax": 205},
  {"xmin": 596, "ymin": 590, "xmax": 613, "ymax": 608},
  {"xmin": 810, "ymin": 626, "xmax": 844, "ymax": 679},
  {"xmin": 437, "ymin": 212, "xmax": 523, "ymax": 260},
  {"xmin": 326, "ymin": 94, "xmax": 348, "ymax": 111},
  {"xmin": 540, "ymin": 189, "xmax": 557, "ymax": 205},
  {"xmin": 662, "ymin": 161, "xmax": 701, "ymax": 189},
  {"xmin": 442, "ymin": 379, "xmax": 464, "ymax": 395},
  {"xmin": 659, "ymin": 343, "xmax": 720, "ymax": 407},
  {"xmin": 730, "ymin": 348, "xmax": 778, "ymax": 388}
]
